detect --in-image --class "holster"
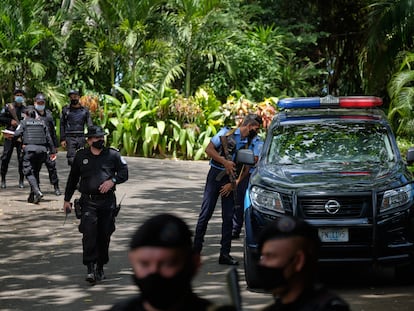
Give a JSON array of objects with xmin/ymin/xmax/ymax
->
[{"xmin": 74, "ymin": 198, "xmax": 82, "ymax": 219}]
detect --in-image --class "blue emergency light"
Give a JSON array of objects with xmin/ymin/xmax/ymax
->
[{"xmin": 278, "ymin": 95, "xmax": 382, "ymax": 109}]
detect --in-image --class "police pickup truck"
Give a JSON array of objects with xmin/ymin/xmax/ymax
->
[{"xmin": 243, "ymin": 95, "xmax": 414, "ymax": 288}]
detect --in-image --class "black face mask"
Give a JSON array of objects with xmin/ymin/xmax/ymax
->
[
  {"xmin": 91, "ymin": 139, "xmax": 105, "ymax": 150},
  {"xmin": 256, "ymin": 264, "xmax": 288, "ymax": 291},
  {"xmin": 248, "ymin": 129, "xmax": 258, "ymax": 140},
  {"xmin": 132, "ymin": 268, "xmax": 192, "ymax": 309},
  {"xmin": 70, "ymin": 99, "xmax": 79, "ymax": 106}
]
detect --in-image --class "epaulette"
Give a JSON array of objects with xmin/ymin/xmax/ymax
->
[
  {"xmin": 109, "ymin": 146, "xmax": 120, "ymax": 152},
  {"xmin": 75, "ymin": 147, "xmax": 85, "ymax": 153}
]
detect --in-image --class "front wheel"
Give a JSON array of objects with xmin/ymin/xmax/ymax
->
[{"xmin": 243, "ymin": 240, "xmax": 261, "ymax": 290}]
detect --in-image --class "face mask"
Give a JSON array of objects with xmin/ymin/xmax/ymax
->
[
  {"xmin": 91, "ymin": 139, "xmax": 105, "ymax": 150},
  {"xmin": 255, "ymin": 264, "xmax": 288, "ymax": 291},
  {"xmin": 248, "ymin": 129, "xmax": 258, "ymax": 139},
  {"xmin": 132, "ymin": 269, "xmax": 192, "ymax": 309},
  {"xmin": 15, "ymin": 96, "xmax": 24, "ymax": 104},
  {"xmin": 35, "ymin": 104, "xmax": 45, "ymax": 111},
  {"xmin": 70, "ymin": 99, "xmax": 79, "ymax": 106}
]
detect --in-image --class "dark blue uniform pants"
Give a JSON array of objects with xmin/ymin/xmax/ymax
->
[
  {"xmin": 23, "ymin": 150, "xmax": 46, "ymax": 194},
  {"xmin": 194, "ymin": 167, "xmax": 234, "ymax": 255},
  {"xmin": 79, "ymin": 195, "xmax": 116, "ymax": 266},
  {"xmin": 66, "ymin": 136, "xmax": 86, "ymax": 166},
  {"xmin": 1, "ymin": 137, "xmax": 24, "ymax": 180},
  {"xmin": 44, "ymin": 155, "xmax": 59, "ymax": 185},
  {"xmin": 232, "ymin": 175, "xmax": 249, "ymax": 235}
]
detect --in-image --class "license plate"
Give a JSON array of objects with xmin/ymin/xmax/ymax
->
[{"xmin": 318, "ymin": 228, "xmax": 349, "ymax": 242}]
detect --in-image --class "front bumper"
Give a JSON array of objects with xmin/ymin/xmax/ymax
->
[{"xmin": 244, "ymin": 205, "xmax": 414, "ymax": 266}]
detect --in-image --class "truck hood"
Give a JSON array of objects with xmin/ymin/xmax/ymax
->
[{"xmin": 253, "ymin": 161, "xmax": 405, "ymax": 190}]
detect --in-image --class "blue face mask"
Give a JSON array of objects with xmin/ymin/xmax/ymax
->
[
  {"xmin": 35, "ymin": 104, "xmax": 45, "ymax": 111},
  {"xmin": 15, "ymin": 96, "xmax": 24, "ymax": 104}
]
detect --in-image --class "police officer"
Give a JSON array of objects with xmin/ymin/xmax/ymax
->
[
  {"xmin": 109, "ymin": 214, "xmax": 236, "ymax": 311},
  {"xmin": 14, "ymin": 107, "xmax": 57, "ymax": 204},
  {"xmin": 0, "ymin": 89, "xmax": 27, "ymax": 188},
  {"xmin": 60, "ymin": 90, "xmax": 93, "ymax": 166},
  {"xmin": 193, "ymin": 114, "xmax": 262, "ymax": 265},
  {"xmin": 63, "ymin": 125, "xmax": 128, "ymax": 284},
  {"xmin": 256, "ymin": 216, "xmax": 350, "ymax": 311},
  {"xmin": 231, "ymin": 133, "xmax": 263, "ymax": 239},
  {"xmin": 34, "ymin": 93, "xmax": 61, "ymax": 195}
]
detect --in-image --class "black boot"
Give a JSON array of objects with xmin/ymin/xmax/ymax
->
[
  {"xmin": 33, "ymin": 190, "xmax": 43, "ymax": 204},
  {"xmin": 19, "ymin": 176, "xmax": 24, "ymax": 188},
  {"xmin": 1, "ymin": 175, "xmax": 6, "ymax": 189},
  {"xmin": 27, "ymin": 192, "xmax": 34, "ymax": 203},
  {"xmin": 86, "ymin": 263, "xmax": 96, "ymax": 284},
  {"xmin": 54, "ymin": 184, "xmax": 61, "ymax": 196},
  {"xmin": 96, "ymin": 264, "xmax": 105, "ymax": 281}
]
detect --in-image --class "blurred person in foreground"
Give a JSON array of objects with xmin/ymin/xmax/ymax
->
[
  {"xmin": 256, "ymin": 216, "xmax": 350, "ymax": 311},
  {"xmin": 109, "ymin": 213, "xmax": 236, "ymax": 311}
]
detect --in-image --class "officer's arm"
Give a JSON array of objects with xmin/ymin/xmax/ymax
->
[
  {"xmin": 206, "ymin": 141, "xmax": 235, "ymax": 175},
  {"xmin": 59, "ymin": 108, "xmax": 66, "ymax": 142},
  {"xmin": 86, "ymin": 109, "xmax": 93, "ymax": 127},
  {"xmin": 0, "ymin": 106, "xmax": 13, "ymax": 126},
  {"xmin": 113, "ymin": 153, "xmax": 128, "ymax": 184},
  {"xmin": 44, "ymin": 125, "xmax": 56, "ymax": 154},
  {"xmin": 64, "ymin": 155, "xmax": 81, "ymax": 201}
]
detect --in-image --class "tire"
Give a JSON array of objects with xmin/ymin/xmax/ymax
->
[
  {"xmin": 395, "ymin": 262, "xmax": 414, "ymax": 285},
  {"xmin": 243, "ymin": 238, "xmax": 261, "ymax": 290}
]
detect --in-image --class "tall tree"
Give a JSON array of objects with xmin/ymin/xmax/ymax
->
[{"xmin": 363, "ymin": 0, "xmax": 414, "ymax": 95}]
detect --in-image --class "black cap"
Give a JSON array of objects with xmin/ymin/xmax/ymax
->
[
  {"xmin": 13, "ymin": 89, "xmax": 25, "ymax": 95},
  {"xmin": 85, "ymin": 125, "xmax": 107, "ymax": 137},
  {"xmin": 129, "ymin": 214, "xmax": 193, "ymax": 251},
  {"xmin": 68, "ymin": 89, "xmax": 80, "ymax": 96},
  {"xmin": 257, "ymin": 216, "xmax": 320, "ymax": 252},
  {"xmin": 35, "ymin": 93, "xmax": 46, "ymax": 102}
]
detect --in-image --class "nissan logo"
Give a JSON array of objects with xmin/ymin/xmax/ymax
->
[{"xmin": 324, "ymin": 199, "xmax": 341, "ymax": 214}]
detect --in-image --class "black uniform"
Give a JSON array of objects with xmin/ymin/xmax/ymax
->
[
  {"xmin": 64, "ymin": 146, "xmax": 128, "ymax": 268},
  {"xmin": 262, "ymin": 286, "xmax": 350, "ymax": 311},
  {"xmin": 14, "ymin": 117, "xmax": 56, "ymax": 202},
  {"xmin": 109, "ymin": 293, "xmax": 236, "ymax": 311},
  {"xmin": 60, "ymin": 105, "xmax": 93, "ymax": 166},
  {"xmin": 0, "ymin": 102, "xmax": 26, "ymax": 186},
  {"xmin": 36, "ymin": 108, "xmax": 60, "ymax": 188}
]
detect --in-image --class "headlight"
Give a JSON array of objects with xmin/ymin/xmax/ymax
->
[
  {"xmin": 250, "ymin": 186, "xmax": 285, "ymax": 213},
  {"xmin": 381, "ymin": 184, "xmax": 413, "ymax": 212}
]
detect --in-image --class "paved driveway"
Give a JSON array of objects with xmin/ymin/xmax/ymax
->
[{"xmin": 1, "ymin": 149, "xmax": 414, "ymax": 310}]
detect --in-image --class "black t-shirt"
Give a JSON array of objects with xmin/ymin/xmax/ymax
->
[
  {"xmin": 108, "ymin": 293, "xmax": 235, "ymax": 311},
  {"xmin": 262, "ymin": 287, "xmax": 350, "ymax": 311}
]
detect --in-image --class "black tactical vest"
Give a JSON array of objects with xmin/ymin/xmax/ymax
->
[{"xmin": 23, "ymin": 119, "xmax": 47, "ymax": 145}]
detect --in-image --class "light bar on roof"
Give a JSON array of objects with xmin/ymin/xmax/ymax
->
[{"xmin": 278, "ymin": 95, "xmax": 382, "ymax": 109}]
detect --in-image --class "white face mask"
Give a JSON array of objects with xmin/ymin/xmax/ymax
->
[{"xmin": 35, "ymin": 104, "xmax": 45, "ymax": 111}]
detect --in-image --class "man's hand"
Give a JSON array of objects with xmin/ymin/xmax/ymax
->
[
  {"xmin": 63, "ymin": 201, "xmax": 72, "ymax": 214},
  {"xmin": 10, "ymin": 119, "xmax": 18, "ymax": 127},
  {"xmin": 220, "ymin": 183, "xmax": 233, "ymax": 197},
  {"xmin": 98, "ymin": 179, "xmax": 115, "ymax": 193},
  {"xmin": 223, "ymin": 160, "xmax": 236, "ymax": 177},
  {"xmin": 50, "ymin": 153, "xmax": 57, "ymax": 161},
  {"xmin": 3, "ymin": 133, "xmax": 13, "ymax": 140}
]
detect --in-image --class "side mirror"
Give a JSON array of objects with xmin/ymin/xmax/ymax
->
[
  {"xmin": 407, "ymin": 147, "xmax": 414, "ymax": 166},
  {"xmin": 236, "ymin": 149, "xmax": 255, "ymax": 165}
]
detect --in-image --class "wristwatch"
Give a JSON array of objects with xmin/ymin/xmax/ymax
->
[{"xmin": 111, "ymin": 177, "xmax": 117, "ymax": 184}]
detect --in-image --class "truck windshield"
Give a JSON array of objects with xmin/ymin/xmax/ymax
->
[{"xmin": 269, "ymin": 122, "xmax": 395, "ymax": 165}]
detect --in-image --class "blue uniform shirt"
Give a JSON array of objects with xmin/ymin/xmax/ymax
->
[{"xmin": 210, "ymin": 127, "xmax": 249, "ymax": 170}]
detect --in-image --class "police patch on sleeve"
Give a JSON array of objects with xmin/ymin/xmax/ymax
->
[
  {"xmin": 121, "ymin": 156, "xmax": 127, "ymax": 164},
  {"xmin": 83, "ymin": 158, "xmax": 89, "ymax": 165}
]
